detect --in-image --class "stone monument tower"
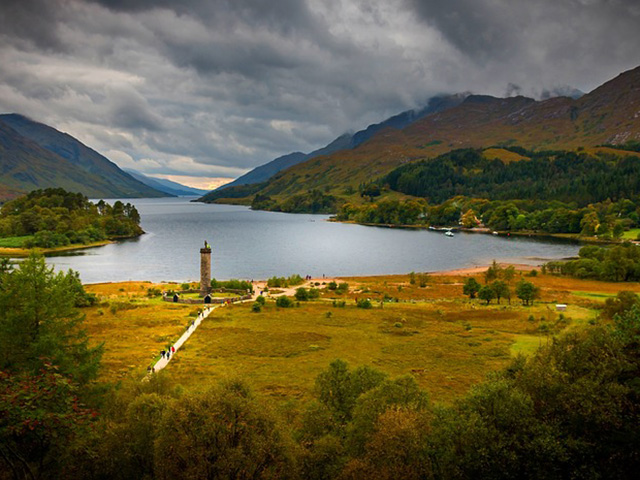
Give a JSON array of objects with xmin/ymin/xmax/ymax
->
[{"xmin": 200, "ymin": 240, "xmax": 212, "ymax": 297}]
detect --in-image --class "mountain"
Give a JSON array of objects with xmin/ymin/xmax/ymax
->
[
  {"xmin": 349, "ymin": 93, "xmax": 469, "ymax": 148},
  {"xmin": 124, "ymin": 169, "xmax": 208, "ymax": 196},
  {"xmin": 0, "ymin": 114, "xmax": 165, "ymax": 199},
  {"xmin": 217, "ymin": 134, "xmax": 353, "ymax": 191},
  {"xmin": 219, "ymin": 151, "xmax": 308, "ymax": 190},
  {"xmin": 0, "ymin": 119, "xmax": 160, "ymax": 201},
  {"xmin": 213, "ymin": 94, "xmax": 468, "ymax": 194},
  {"xmin": 205, "ymin": 65, "xmax": 640, "ymax": 209}
]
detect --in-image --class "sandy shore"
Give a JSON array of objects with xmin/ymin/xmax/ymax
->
[{"xmin": 430, "ymin": 263, "xmax": 537, "ymax": 276}]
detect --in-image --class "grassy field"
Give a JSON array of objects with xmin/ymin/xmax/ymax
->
[
  {"xmin": 84, "ymin": 282, "xmax": 201, "ymax": 382},
  {"xmin": 623, "ymin": 228, "xmax": 640, "ymax": 240},
  {"xmin": 0, "ymin": 235, "xmax": 32, "ymax": 248},
  {"xmin": 164, "ymin": 297, "xmax": 558, "ymax": 403},
  {"xmin": 80, "ymin": 269, "xmax": 639, "ymax": 405}
]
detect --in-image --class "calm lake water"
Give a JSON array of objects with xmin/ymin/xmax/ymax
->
[{"xmin": 45, "ymin": 197, "xmax": 581, "ymax": 284}]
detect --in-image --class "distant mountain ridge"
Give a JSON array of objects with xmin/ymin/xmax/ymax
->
[
  {"xmin": 0, "ymin": 114, "xmax": 166, "ymax": 200},
  {"xmin": 214, "ymin": 93, "xmax": 468, "ymax": 194},
  {"xmin": 124, "ymin": 169, "xmax": 208, "ymax": 196},
  {"xmin": 201, "ymin": 65, "xmax": 640, "ymax": 209}
]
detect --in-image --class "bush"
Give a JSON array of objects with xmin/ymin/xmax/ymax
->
[
  {"xmin": 181, "ymin": 283, "xmax": 190, "ymax": 291},
  {"xmin": 147, "ymin": 288, "xmax": 162, "ymax": 298},
  {"xmin": 336, "ymin": 282, "xmax": 349, "ymax": 294},
  {"xmin": 255, "ymin": 295, "xmax": 266, "ymax": 306},
  {"xmin": 276, "ymin": 296, "xmax": 294, "ymax": 308},
  {"xmin": 327, "ymin": 281, "xmax": 338, "ymax": 290},
  {"xmin": 357, "ymin": 299, "xmax": 373, "ymax": 309},
  {"xmin": 295, "ymin": 287, "xmax": 310, "ymax": 301},
  {"xmin": 251, "ymin": 303, "xmax": 261, "ymax": 313}
]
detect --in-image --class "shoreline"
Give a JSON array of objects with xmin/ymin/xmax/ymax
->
[
  {"xmin": 0, "ymin": 240, "xmax": 115, "ymax": 257},
  {"xmin": 329, "ymin": 219, "xmax": 629, "ymax": 245},
  {"xmin": 84, "ymin": 263, "xmax": 538, "ymax": 286}
]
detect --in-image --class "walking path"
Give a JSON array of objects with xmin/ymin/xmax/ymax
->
[
  {"xmin": 147, "ymin": 304, "xmax": 216, "ymax": 377},
  {"xmin": 145, "ymin": 277, "xmax": 338, "ymax": 379}
]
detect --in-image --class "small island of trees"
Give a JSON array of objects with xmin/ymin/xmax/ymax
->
[{"xmin": 0, "ymin": 188, "xmax": 143, "ymax": 249}]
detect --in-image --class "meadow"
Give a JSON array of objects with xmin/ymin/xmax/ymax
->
[{"xmin": 81, "ymin": 268, "xmax": 640, "ymax": 403}]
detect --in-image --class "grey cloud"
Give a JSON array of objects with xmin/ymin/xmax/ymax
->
[
  {"xmin": 108, "ymin": 88, "xmax": 165, "ymax": 132},
  {"xmin": 408, "ymin": 0, "xmax": 640, "ymax": 87},
  {"xmin": 0, "ymin": 0, "xmax": 64, "ymax": 51},
  {"xmin": 505, "ymin": 83, "xmax": 522, "ymax": 98},
  {"xmin": 1, "ymin": 0, "xmax": 640, "ymax": 184}
]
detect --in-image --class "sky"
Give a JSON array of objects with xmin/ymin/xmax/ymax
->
[{"xmin": 1, "ymin": 0, "xmax": 639, "ymax": 190}]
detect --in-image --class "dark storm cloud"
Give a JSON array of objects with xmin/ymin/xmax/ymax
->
[
  {"xmin": 408, "ymin": 0, "xmax": 640, "ymax": 72},
  {"xmin": 0, "ymin": 0, "xmax": 64, "ymax": 51},
  {"xmin": 0, "ymin": 0, "xmax": 639, "ymax": 183}
]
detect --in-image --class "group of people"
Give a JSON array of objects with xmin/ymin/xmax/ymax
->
[
  {"xmin": 147, "ymin": 306, "xmax": 214, "ymax": 376},
  {"xmin": 160, "ymin": 345, "xmax": 175, "ymax": 360}
]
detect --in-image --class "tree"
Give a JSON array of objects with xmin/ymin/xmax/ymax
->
[
  {"xmin": 314, "ymin": 360, "xmax": 386, "ymax": 424},
  {"xmin": 154, "ymin": 380, "xmax": 295, "ymax": 479},
  {"xmin": 515, "ymin": 279, "xmax": 539, "ymax": 306},
  {"xmin": 0, "ymin": 364, "xmax": 98, "ymax": 480},
  {"xmin": 484, "ymin": 260, "xmax": 503, "ymax": 283},
  {"xmin": 491, "ymin": 280, "xmax": 510, "ymax": 304},
  {"xmin": 463, "ymin": 278, "xmax": 481, "ymax": 299},
  {"xmin": 478, "ymin": 285, "xmax": 495, "ymax": 305},
  {"xmin": 346, "ymin": 375, "xmax": 429, "ymax": 456},
  {"xmin": 0, "ymin": 253, "xmax": 102, "ymax": 384},
  {"xmin": 602, "ymin": 291, "xmax": 640, "ymax": 319}
]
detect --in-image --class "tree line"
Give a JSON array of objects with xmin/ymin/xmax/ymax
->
[
  {"xmin": 383, "ymin": 147, "xmax": 640, "ymax": 205},
  {"xmin": 545, "ymin": 243, "xmax": 640, "ymax": 281},
  {"xmin": 335, "ymin": 193, "xmax": 640, "ymax": 236},
  {"xmin": 0, "ymin": 188, "xmax": 143, "ymax": 248}
]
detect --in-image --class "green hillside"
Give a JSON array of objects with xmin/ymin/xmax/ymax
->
[{"xmin": 0, "ymin": 115, "xmax": 165, "ymax": 201}]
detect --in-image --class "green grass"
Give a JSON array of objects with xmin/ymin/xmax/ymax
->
[
  {"xmin": 571, "ymin": 291, "xmax": 616, "ymax": 300},
  {"xmin": 623, "ymin": 228, "xmax": 640, "ymax": 240},
  {"xmin": 510, "ymin": 334, "xmax": 549, "ymax": 356},
  {"xmin": 0, "ymin": 235, "xmax": 32, "ymax": 247}
]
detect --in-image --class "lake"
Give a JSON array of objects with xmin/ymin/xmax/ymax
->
[{"xmin": 45, "ymin": 197, "xmax": 581, "ymax": 284}]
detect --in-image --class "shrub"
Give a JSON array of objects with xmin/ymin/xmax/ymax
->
[
  {"xmin": 255, "ymin": 295, "xmax": 266, "ymax": 306},
  {"xmin": 287, "ymin": 274, "xmax": 304, "ymax": 286},
  {"xmin": 147, "ymin": 288, "xmax": 162, "ymax": 298},
  {"xmin": 251, "ymin": 303, "xmax": 261, "ymax": 313},
  {"xmin": 357, "ymin": 299, "xmax": 373, "ymax": 309},
  {"xmin": 276, "ymin": 296, "xmax": 294, "ymax": 308},
  {"xmin": 327, "ymin": 281, "xmax": 338, "ymax": 290},
  {"xmin": 181, "ymin": 283, "xmax": 190, "ymax": 291},
  {"xmin": 295, "ymin": 288, "xmax": 310, "ymax": 301}
]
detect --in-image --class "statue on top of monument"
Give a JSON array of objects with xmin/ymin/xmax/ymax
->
[{"xmin": 204, "ymin": 240, "xmax": 210, "ymax": 249}]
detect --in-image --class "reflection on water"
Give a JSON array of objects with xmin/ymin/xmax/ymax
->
[{"xmin": 42, "ymin": 197, "xmax": 583, "ymax": 284}]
